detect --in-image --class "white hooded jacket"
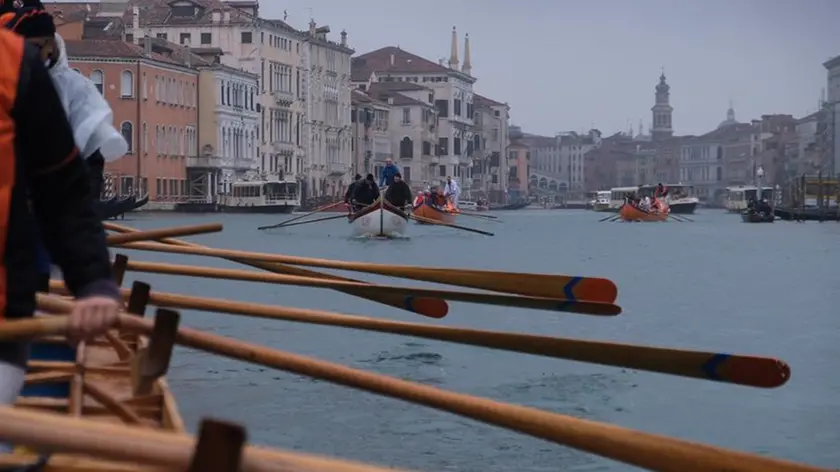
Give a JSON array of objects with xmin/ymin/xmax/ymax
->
[
  {"xmin": 50, "ymin": 34, "xmax": 128, "ymax": 162},
  {"xmin": 444, "ymin": 179, "xmax": 460, "ymax": 197}
]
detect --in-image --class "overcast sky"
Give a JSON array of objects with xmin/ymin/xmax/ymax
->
[{"xmin": 56, "ymin": 0, "xmax": 840, "ymax": 137}]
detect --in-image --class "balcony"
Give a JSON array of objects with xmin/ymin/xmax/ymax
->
[
  {"xmin": 272, "ymin": 89, "xmax": 294, "ymax": 107},
  {"xmin": 272, "ymin": 141, "xmax": 295, "ymax": 155},
  {"xmin": 328, "ymin": 162, "xmax": 348, "ymax": 176},
  {"xmin": 187, "ymin": 156, "xmax": 224, "ymax": 168}
]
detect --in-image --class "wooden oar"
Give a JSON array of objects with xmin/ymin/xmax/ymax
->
[
  {"xmin": 0, "ymin": 315, "xmax": 66, "ymax": 340},
  {"xmin": 34, "ymin": 297, "xmax": 821, "ymax": 472},
  {"xmin": 44, "ymin": 282, "xmax": 784, "ymax": 388},
  {"xmin": 669, "ymin": 213, "xmax": 694, "ymax": 222},
  {"xmin": 113, "ymin": 241, "xmax": 619, "ymax": 304},
  {"xmin": 409, "ymin": 213, "xmax": 494, "ymax": 236},
  {"xmin": 257, "ymin": 201, "xmax": 344, "ymax": 230},
  {"xmin": 0, "ymin": 406, "xmax": 411, "ymax": 472},
  {"xmin": 106, "ymin": 223, "xmax": 223, "ymax": 245},
  {"xmin": 452, "ymin": 210, "xmax": 499, "ymax": 221},
  {"xmin": 120, "ymin": 261, "xmax": 621, "ymax": 316},
  {"xmin": 103, "ymin": 222, "xmax": 449, "ymax": 319},
  {"xmin": 268, "ymin": 213, "xmax": 347, "ymax": 229},
  {"xmin": 598, "ymin": 213, "xmax": 618, "ymax": 222}
]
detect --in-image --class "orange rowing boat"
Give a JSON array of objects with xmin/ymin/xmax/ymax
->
[
  {"xmin": 619, "ymin": 203, "xmax": 669, "ymax": 222},
  {"xmin": 412, "ymin": 202, "xmax": 456, "ymax": 224}
]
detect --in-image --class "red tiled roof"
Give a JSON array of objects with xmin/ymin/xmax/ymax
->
[
  {"xmin": 63, "ymin": 38, "xmax": 204, "ymax": 69},
  {"xmin": 474, "ymin": 93, "xmax": 504, "ymax": 107},
  {"xmin": 352, "ymin": 46, "xmax": 452, "ymax": 82},
  {"xmin": 351, "ymin": 89, "xmax": 389, "ymax": 107}
]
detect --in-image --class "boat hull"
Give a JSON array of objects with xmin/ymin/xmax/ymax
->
[
  {"xmin": 668, "ymin": 200, "xmax": 697, "ymax": 214},
  {"xmin": 618, "ymin": 204, "xmax": 669, "ymax": 222},
  {"xmin": 412, "ymin": 202, "xmax": 456, "ymax": 224},
  {"xmin": 774, "ymin": 206, "xmax": 840, "ymax": 221},
  {"xmin": 741, "ymin": 211, "xmax": 774, "ymax": 223},
  {"xmin": 349, "ymin": 201, "xmax": 409, "ymax": 237}
]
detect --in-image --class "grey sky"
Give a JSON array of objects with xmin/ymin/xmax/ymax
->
[{"xmin": 265, "ymin": 0, "xmax": 840, "ymax": 137}]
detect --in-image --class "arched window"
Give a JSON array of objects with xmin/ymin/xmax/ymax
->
[
  {"xmin": 399, "ymin": 137, "xmax": 413, "ymax": 159},
  {"xmin": 120, "ymin": 121, "xmax": 134, "ymax": 152},
  {"xmin": 220, "ymin": 80, "xmax": 225, "ymax": 105},
  {"xmin": 120, "ymin": 70, "xmax": 134, "ymax": 97},
  {"xmin": 90, "ymin": 70, "xmax": 104, "ymax": 94}
]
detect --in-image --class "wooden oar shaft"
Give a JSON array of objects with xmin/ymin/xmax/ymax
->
[
  {"xmin": 258, "ymin": 201, "xmax": 344, "ymax": 230},
  {"xmin": 0, "ymin": 406, "xmax": 410, "ymax": 472},
  {"xmin": 103, "ymin": 222, "xmax": 449, "ymax": 318},
  {"xmin": 274, "ymin": 213, "xmax": 346, "ymax": 228},
  {"xmin": 0, "ymin": 316, "xmax": 66, "ymax": 340},
  {"xmin": 106, "ymin": 223, "xmax": 222, "ymax": 245},
  {"xmin": 410, "ymin": 213, "xmax": 494, "ymax": 236},
  {"xmin": 35, "ymin": 295, "xmax": 820, "ymax": 472},
  {"xmin": 114, "ymin": 240, "xmax": 618, "ymax": 304},
  {"xmin": 122, "ymin": 261, "xmax": 619, "ymax": 315}
]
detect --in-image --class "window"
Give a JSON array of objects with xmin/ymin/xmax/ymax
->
[
  {"xmin": 453, "ymin": 99, "xmax": 462, "ymax": 116},
  {"xmin": 403, "ymin": 166, "xmax": 411, "ymax": 183},
  {"xmin": 120, "ymin": 70, "xmax": 133, "ymax": 97},
  {"xmin": 437, "ymin": 137, "xmax": 448, "ymax": 156},
  {"xmin": 141, "ymin": 73, "xmax": 147, "ymax": 100},
  {"xmin": 439, "ymin": 165, "xmax": 446, "ymax": 177},
  {"xmin": 90, "ymin": 70, "xmax": 103, "ymax": 94},
  {"xmin": 120, "ymin": 122, "xmax": 133, "ymax": 152},
  {"xmin": 453, "ymin": 137, "xmax": 461, "ymax": 155},
  {"xmin": 125, "ymin": 33, "xmax": 134, "ymax": 43},
  {"xmin": 241, "ymin": 32, "xmax": 252, "ymax": 43},
  {"xmin": 179, "ymin": 32, "xmax": 191, "ymax": 45},
  {"xmin": 435, "ymin": 99, "xmax": 448, "ymax": 117},
  {"xmin": 401, "ymin": 108, "xmax": 410, "ymax": 124},
  {"xmin": 142, "ymin": 122, "xmax": 147, "ymax": 152},
  {"xmin": 201, "ymin": 32, "xmax": 212, "ymax": 44},
  {"xmin": 422, "ymin": 141, "xmax": 431, "ymax": 155},
  {"xmin": 399, "ymin": 137, "xmax": 413, "ymax": 159}
]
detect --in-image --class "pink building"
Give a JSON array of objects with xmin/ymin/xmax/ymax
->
[{"xmin": 64, "ymin": 39, "xmax": 198, "ymax": 206}]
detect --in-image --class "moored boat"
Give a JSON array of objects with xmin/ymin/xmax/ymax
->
[
  {"xmin": 218, "ymin": 180, "xmax": 300, "ymax": 214},
  {"xmin": 618, "ymin": 203, "xmax": 669, "ymax": 222},
  {"xmin": 412, "ymin": 201, "xmax": 456, "ymax": 224},
  {"xmin": 592, "ymin": 190, "xmax": 612, "ymax": 212},
  {"xmin": 741, "ymin": 210, "xmax": 775, "ymax": 223},
  {"xmin": 349, "ymin": 200, "xmax": 409, "ymax": 237}
]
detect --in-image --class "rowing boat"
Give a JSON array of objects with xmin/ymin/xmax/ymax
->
[
  {"xmin": 349, "ymin": 200, "xmax": 409, "ymax": 237},
  {"xmin": 412, "ymin": 202, "xmax": 456, "ymax": 224},
  {"xmin": 1, "ymin": 290, "xmax": 183, "ymax": 471},
  {"xmin": 618, "ymin": 203, "xmax": 669, "ymax": 222}
]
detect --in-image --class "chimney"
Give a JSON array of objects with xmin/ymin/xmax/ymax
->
[
  {"xmin": 144, "ymin": 36, "xmax": 152, "ymax": 56},
  {"xmin": 448, "ymin": 26, "xmax": 458, "ymax": 69},
  {"xmin": 309, "ymin": 19, "xmax": 316, "ymax": 36},
  {"xmin": 340, "ymin": 29, "xmax": 347, "ymax": 47},
  {"xmin": 387, "ymin": 97, "xmax": 394, "ymax": 105},
  {"xmin": 223, "ymin": 10, "xmax": 230, "ymax": 22},
  {"xmin": 461, "ymin": 33, "xmax": 471, "ymax": 75},
  {"xmin": 389, "ymin": 53, "xmax": 394, "ymax": 66},
  {"xmin": 132, "ymin": 6, "xmax": 139, "ymax": 31}
]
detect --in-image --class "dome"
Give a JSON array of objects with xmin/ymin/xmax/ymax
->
[{"xmin": 717, "ymin": 105, "xmax": 739, "ymax": 129}]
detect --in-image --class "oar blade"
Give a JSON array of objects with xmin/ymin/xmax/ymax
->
[
  {"xmin": 561, "ymin": 276, "xmax": 618, "ymax": 304},
  {"xmin": 701, "ymin": 354, "xmax": 790, "ymax": 388},
  {"xmin": 402, "ymin": 296, "xmax": 448, "ymax": 319}
]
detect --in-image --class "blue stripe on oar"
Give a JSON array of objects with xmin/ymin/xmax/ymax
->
[
  {"xmin": 563, "ymin": 277, "xmax": 583, "ymax": 301},
  {"xmin": 702, "ymin": 353, "xmax": 731, "ymax": 380},
  {"xmin": 403, "ymin": 296, "xmax": 416, "ymax": 312}
]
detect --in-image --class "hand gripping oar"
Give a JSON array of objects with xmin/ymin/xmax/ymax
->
[{"xmin": 103, "ymin": 222, "xmax": 449, "ymax": 318}]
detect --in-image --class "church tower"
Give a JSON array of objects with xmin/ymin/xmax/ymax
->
[{"xmin": 650, "ymin": 71, "xmax": 674, "ymax": 141}]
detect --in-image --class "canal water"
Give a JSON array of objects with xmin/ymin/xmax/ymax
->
[{"xmin": 115, "ymin": 210, "xmax": 840, "ymax": 471}]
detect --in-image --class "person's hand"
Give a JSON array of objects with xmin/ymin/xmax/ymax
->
[{"xmin": 68, "ymin": 296, "xmax": 120, "ymax": 345}]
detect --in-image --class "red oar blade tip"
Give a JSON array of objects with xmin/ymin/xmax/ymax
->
[
  {"xmin": 403, "ymin": 296, "xmax": 448, "ymax": 319},
  {"xmin": 702, "ymin": 354, "xmax": 791, "ymax": 388},
  {"xmin": 559, "ymin": 277, "xmax": 619, "ymax": 304}
]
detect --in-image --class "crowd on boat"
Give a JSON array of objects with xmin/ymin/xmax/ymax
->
[
  {"xmin": 342, "ymin": 158, "xmax": 464, "ymax": 214},
  {"xmin": 745, "ymin": 198, "xmax": 773, "ymax": 215},
  {"xmin": 623, "ymin": 183, "xmax": 670, "ymax": 213}
]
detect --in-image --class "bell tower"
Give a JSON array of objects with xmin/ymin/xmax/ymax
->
[{"xmin": 650, "ymin": 70, "xmax": 674, "ymax": 141}]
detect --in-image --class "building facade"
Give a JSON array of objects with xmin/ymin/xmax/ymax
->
[
  {"xmin": 192, "ymin": 61, "xmax": 260, "ymax": 203},
  {"xmin": 651, "ymin": 73, "xmax": 674, "ymax": 142},
  {"xmin": 824, "ymin": 55, "xmax": 840, "ymax": 175},
  {"xmin": 350, "ymin": 90, "xmax": 391, "ymax": 177},
  {"xmin": 301, "ymin": 21, "xmax": 355, "ymax": 198},
  {"xmin": 507, "ymin": 126, "xmax": 530, "ymax": 200},
  {"xmin": 473, "ymin": 94, "xmax": 509, "ymax": 202},
  {"xmin": 65, "ymin": 38, "xmax": 198, "ymax": 207},
  {"xmin": 352, "ymin": 28, "xmax": 478, "ymax": 190},
  {"xmin": 123, "ymin": 1, "xmax": 307, "ymax": 186}
]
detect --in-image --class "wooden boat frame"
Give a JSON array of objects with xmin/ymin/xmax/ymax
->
[
  {"xmin": 411, "ymin": 202, "xmax": 456, "ymax": 224},
  {"xmin": 348, "ymin": 199, "xmax": 409, "ymax": 237},
  {"xmin": 1, "ymin": 260, "xmax": 183, "ymax": 472},
  {"xmin": 618, "ymin": 203, "xmax": 669, "ymax": 222}
]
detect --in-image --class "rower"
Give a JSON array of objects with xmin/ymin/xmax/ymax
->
[
  {"xmin": 0, "ymin": 27, "xmax": 121, "ymax": 427},
  {"xmin": 351, "ymin": 174, "xmax": 380, "ymax": 210},
  {"xmin": 384, "ymin": 172, "xmax": 412, "ymax": 208}
]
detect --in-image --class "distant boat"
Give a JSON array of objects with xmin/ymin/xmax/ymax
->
[{"xmin": 100, "ymin": 194, "xmax": 148, "ymax": 220}]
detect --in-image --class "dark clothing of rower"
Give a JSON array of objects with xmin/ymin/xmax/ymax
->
[
  {"xmin": 384, "ymin": 172, "xmax": 412, "ymax": 208},
  {"xmin": 352, "ymin": 174, "xmax": 380, "ymax": 209},
  {"xmin": 344, "ymin": 174, "xmax": 362, "ymax": 204}
]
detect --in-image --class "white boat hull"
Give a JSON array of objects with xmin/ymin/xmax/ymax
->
[{"xmin": 350, "ymin": 207, "xmax": 408, "ymax": 237}]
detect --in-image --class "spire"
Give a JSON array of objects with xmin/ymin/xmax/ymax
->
[
  {"xmin": 638, "ymin": 118, "xmax": 643, "ymax": 136},
  {"xmin": 727, "ymin": 99, "xmax": 735, "ymax": 121},
  {"xmin": 461, "ymin": 33, "xmax": 471, "ymax": 75},
  {"xmin": 448, "ymin": 26, "xmax": 459, "ymax": 69}
]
